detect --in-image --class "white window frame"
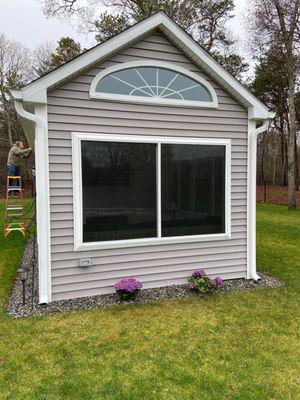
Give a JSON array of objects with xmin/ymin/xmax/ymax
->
[
  {"xmin": 89, "ymin": 60, "xmax": 219, "ymax": 109},
  {"xmin": 72, "ymin": 132, "xmax": 231, "ymax": 251}
]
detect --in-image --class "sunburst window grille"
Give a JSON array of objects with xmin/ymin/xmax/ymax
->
[{"xmin": 94, "ymin": 66, "xmax": 213, "ymax": 102}]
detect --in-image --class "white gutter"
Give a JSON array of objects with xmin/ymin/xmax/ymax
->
[
  {"xmin": 247, "ymin": 116, "xmax": 274, "ymax": 280},
  {"xmin": 14, "ymin": 98, "xmax": 52, "ymax": 304},
  {"xmin": 254, "ymin": 120, "xmax": 271, "ymax": 136},
  {"xmin": 14, "ymin": 100, "xmax": 45, "ymax": 129}
]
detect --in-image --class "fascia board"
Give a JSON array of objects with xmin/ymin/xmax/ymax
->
[
  {"xmin": 158, "ymin": 18, "xmax": 270, "ymax": 116},
  {"xmin": 248, "ymin": 106, "xmax": 271, "ymax": 120},
  {"xmin": 22, "ymin": 89, "xmax": 47, "ymax": 104},
  {"xmin": 10, "ymin": 90, "xmax": 23, "ymax": 100},
  {"xmin": 21, "ymin": 13, "xmax": 166, "ymax": 100}
]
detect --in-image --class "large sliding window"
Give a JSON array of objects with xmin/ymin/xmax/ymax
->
[{"xmin": 73, "ymin": 134, "xmax": 231, "ymax": 250}]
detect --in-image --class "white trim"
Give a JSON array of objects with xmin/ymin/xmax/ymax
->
[
  {"xmin": 73, "ymin": 133, "xmax": 231, "ymax": 146},
  {"xmin": 72, "ymin": 132, "xmax": 231, "ymax": 251},
  {"xmin": 72, "ymin": 130, "xmax": 84, "ymax": 251},
  {"xmin": 89, "ymin": 60, "xmax": 218, "ymax": 109},
  {"xmin": 75, "ymin": 233, "xmax": 230, "ymax": 251},
  {"xmin": 156, "ymin": 142, "xmax": 162, "ymax": 238},
  {"xmin": 14, "ymin": 101, "xmax": 52, "ymax": 303},
  {"xmin": 225, "ymin": 139, "xmax": 231, "ymax": 239},
  {"xmin": 35, "ymin": 104, "xmax": 52, "ymax": 302},
  {"xmin": 246, "ymin": 119, "xmax": 269, "ymax": 281},
  {"xmin": 15, "ymin": 12, "xmax": 271, "ymax": 118}
]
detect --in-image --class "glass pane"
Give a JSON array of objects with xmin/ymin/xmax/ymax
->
[
  {"xmin": 168, "ymin": 74, "xmax": 197, "ymax": 91},
  {"xmin": 161, "ymin": 88, "xmax": 183, "ymax": 99},
  {"xmin": 138, "ymin": 67, "xmax": 157, "ymax": 89},
  {"xmin": 131, "ymin": 88, "xmax": 153, "ymax": 97},
  {"xmin": 161, "ymin": 144, "xmax": 225, "ymax": 237},
  {"xmin": 113, "ymin": 69, "xmax": 144, "ymax": 87},
  {"xmin": 95, "ymin": 75, "xmax": 131, "ymax": 95},
  {"xmin": 95, "ymin": 67, "xmax": 213, "ymax": 103},
  {"xmin": 157, "ymin": 68, "xmax": 177, "ymax": 95},
  {"xmin": 181, "ymin": 85, "xmax": 212, "ymax": 101},
  {"xmin": 82, "ymin": 141, "xmax": 157, "ymax": 242}
]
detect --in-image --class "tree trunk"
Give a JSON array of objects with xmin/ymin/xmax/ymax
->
[
  {"xmin": 280, "ymin": 133, "xmax": 285, "ymax": 185},
  {"xmin": 286, "ymin": 48, "xmax": 297, "ymax": 209},
  {"xmin": 284, "ymin": 140, "xmax": 288, "ymax": 185},
  {"xmin": 295, "ymin": 134, "xmax": 299, "ymax": 191},
  {"xmin": 279, "ymin": 115, "xmax": 287, "ymax": 185},
  {"xmin": 273, "ymin": 154, "xmax": 276, "ymax": 185},
  {"xmin": 261, "ymin": 144, "xmax": 265, "ymax": 185}
]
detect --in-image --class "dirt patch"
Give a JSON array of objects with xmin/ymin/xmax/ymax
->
[{"xmin": 257, "ymin": 185, "xmax": 300, "ymax": 206}]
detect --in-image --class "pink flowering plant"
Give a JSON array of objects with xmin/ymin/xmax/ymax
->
[
  {"xmin": 188, "ymin": 269, "xmax": 223, "ymax": 293},
  {"xmin": 115, "ymin": 277, "xmax": 143, "ymax": 300}
]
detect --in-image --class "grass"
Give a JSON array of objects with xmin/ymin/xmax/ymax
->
[{"xmin": 0, "ymin": 202, "xmax": 299, "ymax": 399}]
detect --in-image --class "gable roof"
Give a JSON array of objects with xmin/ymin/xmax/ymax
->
[{"xmin": 12, "ymin": 11, "xmax": 273, "ymax": 120}]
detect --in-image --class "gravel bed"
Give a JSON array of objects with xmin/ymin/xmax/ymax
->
[{"xmin": 7, "ymin": 238, "xmax": 283, "ymax": 319}]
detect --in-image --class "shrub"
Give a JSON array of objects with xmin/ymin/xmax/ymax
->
[
  {"xmin": 188, "ymin": 269, "xmax": 223, "ymax": 293},
  {"xmin": 115, "ymin": 277, "xmax": 143, "ymax": 300}
]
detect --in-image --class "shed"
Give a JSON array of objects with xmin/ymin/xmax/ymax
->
[{"xmin": 12, "ymin": 12, "xmax": 274, "ymax": 303}]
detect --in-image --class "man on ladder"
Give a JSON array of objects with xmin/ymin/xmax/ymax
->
[
  {"xmin": 4, "ymin": 140, "xmax": 32, "ymax": 237},
  {"xmin": 7, "ymin": 140, "xmax": 32, "ymax": 195}
]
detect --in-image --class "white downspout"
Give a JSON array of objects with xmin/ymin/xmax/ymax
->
[
  {"xmin": 14, "ymin": 100, "xmax": 51, "ymax": 304},
  {"xmin": 14, "ymin": 101, "xmax": 45, "ymax": 130},
  {"xmin": 247, "ymin": 119, "xmax": 270, "ymax": 280}
]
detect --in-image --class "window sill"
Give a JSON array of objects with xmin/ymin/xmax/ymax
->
[{"xmin": 74, "ymin": 233, "xmax": 231, "ymax": 252}]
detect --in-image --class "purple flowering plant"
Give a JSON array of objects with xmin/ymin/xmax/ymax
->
[
  {"xmin": 115, "ymin": 277, "xmax": 143, "ymax": 300},
  {"xmin": 188, "ymin": 268, "xmax": 223, "ymax": 293}
]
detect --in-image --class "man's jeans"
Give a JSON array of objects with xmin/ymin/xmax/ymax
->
[{"xmin": 7, "ymin": 165, "xmax": 21, "ymax": 188}]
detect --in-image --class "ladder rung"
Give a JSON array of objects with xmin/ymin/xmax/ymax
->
[{"xmin": 4, "ymin": 173, "xmax": 26, "ymax": 238}]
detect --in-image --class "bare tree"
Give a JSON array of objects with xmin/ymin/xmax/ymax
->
[
  {"xmin": 247, "ymin": 0, "xmax": 300, "ymax": 209},
  {"xmin": 0, "ymin": 34, "xmax": 35, "ymax": 185},
  {"xmin": 0, "ymin": 34, "xmax": 32, "ymax": 145},
  {"xmin": 33, "ymin": 41, "xmax": 55, "ymax": 77},
  {"xmin": 42, "ymin": 0, "xmax": 83, "ymax": 16}
]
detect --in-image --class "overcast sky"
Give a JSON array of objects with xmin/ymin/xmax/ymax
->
[{"xmin": 0, "ymin": 0, "xmax": 250, "ymax": 66}]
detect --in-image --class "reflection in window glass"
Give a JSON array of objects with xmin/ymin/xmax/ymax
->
[
  {"xmin": 81, "ymin": 141, "xmax": 157, "ymax": 242},
  {"xmin": 161, "ymin": 144, "xmax": 225, "ymax": 237}
]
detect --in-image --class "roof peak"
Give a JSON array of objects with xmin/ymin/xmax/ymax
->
[{"xmin": 13, "ymin": 11, "xmax": 272, "ymax": 120}]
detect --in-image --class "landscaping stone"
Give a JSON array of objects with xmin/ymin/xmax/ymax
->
[{"xmin": 6, "ymin": 238, "xmax": 283, "ymax": 318}]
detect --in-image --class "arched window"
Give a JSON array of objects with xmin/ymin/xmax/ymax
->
[{"xmin": 90, "ymin": 61, "xmax": 218, "ymax": 108}]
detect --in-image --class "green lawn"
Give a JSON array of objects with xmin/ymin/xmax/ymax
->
[{"xmin": 0, "ymin": 203, "xmax": 299, "ymax": 400}]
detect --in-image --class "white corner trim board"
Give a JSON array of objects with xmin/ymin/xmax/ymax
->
[
  {"xmin": 89, "ymin": 60, "xmax": 219, "ymax": 109},
  {"xmin": 72, "ymin": 132, "xmax": 232, "ymax": 252},
  {"xmin": 14, "ymin": 101, "xmax": 52, "ymax": 304}
]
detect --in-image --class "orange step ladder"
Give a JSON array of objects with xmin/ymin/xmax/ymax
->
[{"xmin": 4, "ymin": 175, "xmax": 26, "ymax": 237}]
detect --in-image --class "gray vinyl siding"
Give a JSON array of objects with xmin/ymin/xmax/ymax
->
[{"xmin": 47, "ymin": 31, "xmax": 248, "ymax": 301}]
